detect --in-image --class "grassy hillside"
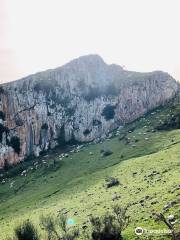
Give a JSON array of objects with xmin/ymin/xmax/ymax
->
[{"xmin": 0, "ymin": 102, "xmax": 180, "ymax": 239}]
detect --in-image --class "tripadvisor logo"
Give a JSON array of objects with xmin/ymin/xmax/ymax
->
[
  {"xmin": 135, "ymin": 227, "xmax": 172, "ymax": 236},
  {"xmin": 135, "ymin": 227, "xmax": 144, "ymax": 235}
]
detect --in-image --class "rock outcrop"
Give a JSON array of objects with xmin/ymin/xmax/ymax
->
[{"xmin": 0, "ymin": 55, "xmax": 179, "ymax": 167}]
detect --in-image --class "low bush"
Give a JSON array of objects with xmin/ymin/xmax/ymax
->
[
  {"xmin": 118, "ymin": 134, "xmax": 126, "ymax": 141},
  {"xmin": 83, "ymin": 129, "xmax": 91, "ymax": 135},
  {"xmin": 101, "ymin": 149, "xmax": 113, "ymax": 157},
  {"xmin": 9, "ymin": 136, "xmax": 21, "ymax": 154},
  {"xmin": 10, "ymin": 205, "xmax": 129, "ymax": 240},
  {"xmin": 14, "ymin": 220, "xmax": 39, "ymax": 240},
  {"xmin": 0, "ymin": 86, "xmax": 5, "ymax": 94},
  {"xmin": 127, "ymin": 126, "xmax": 136, "ymax": 132},
  {"xmin": 0, "ymin": 111, "xmax": 5, "ymax": 121},
  {"xmin": 3, "ymin": 159, "xmax": 13, "ymax": 171},
  {"xmin": 40, "ymin": 213, "xmax": 79, "ymax": 240},
  {"xmin": 156, "ymin": 114, "xmax": 180, "ymax": 131},
  {"xmin": 0, "ymin": 123, "xmax": 9, "ymax": 142},
  {"xmin": 105, "ymin": 177, "xmax": 119, "ymax": 188},
  {"xmin": 57, "ymin": 125, "xmax": 66, "ymax": 146},
  {"xmin": 85, "ymin": 205, "xmax": 130, "ymax": 240},
  {"xmin": 41, "ymin": 123, "xmax": 49, "ymax": 130},
  {"xmin": 101, "ymin": 105, "xmax": 116, "ymax": 121}
]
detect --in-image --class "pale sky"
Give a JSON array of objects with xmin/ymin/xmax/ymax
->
[{"xmin": 0, "ymin": 0, "xmax": 180, "ymax": 83}]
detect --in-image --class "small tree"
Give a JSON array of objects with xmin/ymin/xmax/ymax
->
[
  {"xmin": 3, "ymin": 159, "xmax": 12, "ymax": 171},
  {"xmin": 113, "ymin": 205, "xmax": 130, "ymax": 232},
  {"xmin": 58, "ymin": 214, "xmax": 68, "ymax": 234},
  {"xmin": 14, "ymin": 220, "xmax": 39, "ymax": 240},
  {"xmin": 105, "ymin": 177, "xmax": 119, "ymax": 188},
  {"xmin": 9, "ymin": 136, "xmax": 21, "ymax": 154},
  {"xmin": 101, "ymin": 149, "xmax": 113, "ymax": 157},
  {"xmin": 155, "ymin": 213, "xmax": 180, "ymax": 240},
  {"xmin": 101, "ymin": 105, "xmax": 116, "ymax": 121},
  {"xmin": 40, "ymin": 215, "xmax": 58, "ymax": 240},
  {"xmin": 40, "ymin": 213, "xmax": 79, "ymax": 240},
  {"xmin": 85, "ymin": 205, "xmax": 130, "ymax": 240}
]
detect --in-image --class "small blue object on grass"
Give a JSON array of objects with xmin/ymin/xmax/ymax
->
[{"xmin": 67, "ymin": 218, "xmax": 75, "ymax": 225}]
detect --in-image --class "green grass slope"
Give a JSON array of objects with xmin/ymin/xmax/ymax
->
[{"xmin": 0, "ymin": 102, "xmax": 180, "ymax": 239}]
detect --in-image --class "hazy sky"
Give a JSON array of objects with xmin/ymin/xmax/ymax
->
[{"xmin": 0, "ymin": 0, "xmax": 180, "ymax": 83}]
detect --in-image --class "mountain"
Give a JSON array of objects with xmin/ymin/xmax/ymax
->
[
  {"xmin": 0, "ymin": 55, "xmax": 179, "ymax": 167},
  {"xmin": 0, "ymin": 99, "xmax": 180, "ymax": 239}
]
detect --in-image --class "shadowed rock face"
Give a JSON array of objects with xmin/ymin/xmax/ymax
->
[{"xmin": 0, "ymin": 55, "xmax": 179, "ymax": 167}]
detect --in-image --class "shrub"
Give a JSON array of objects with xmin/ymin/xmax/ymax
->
[
  {"xmin": 0, "ymin": 86, "xmax": 4, "ymax": 94},
  {"xmin": 41, "ymin": 123, "xmax": 49, "ymax": 130},
  {"xmin": 118, "ymin": 134, "xmax": 126, "ymax": 141},
  {"xmin": 9, "ymin": 136, "xmax": 21, "ymax": 154},
  {"xmin": 101, "ymin": 105, "xmax": 116, "ymax": 121},
  {"xmin": 105, "ymin": 177, "xmax": 119, "ymax": 188},
  {"xmin": 101, "ymin": 149, "xmax": 113, "ymax": 157},
  {"xmin": 47, "ymin": 159, "xmax": 61, "ymax": 172},
  {"xmin": 0, "ymin": 111, "xmax": 5, "ymax": 121},
  {"xmin": 155, "ymin": 213, "xmax": 180, "ymax": 240},
  {"xmin": 83, "ymin": 129, "xmax": 91, "ymax": 135},
  {"xmin": 156, "ymin": 113, "xmax": 180, "ymax": 131},
  {"xmin": 124, "ymin": 137, "xmax": 130, "ymax": 145},
  {"xmin": 3, "ymin": 159, "xmax": 12, "ymax": 171},
  {"xmin": 40, "ymin": 213, "xmax": 79, "ymax": 240},
  {"xmin": 15, "ymin": 115, "xmax": 23, "ymax": 126},
  {"xmin": 14, "ymin": 220, "xmax": 39, "ymax": 240},
  {"xmin": 40, "ymin": 215, "xmax": 57, "ymax": 240},
  {"xmin": 57, "ymin": 125, "xmax": 66, "ymax": 146},
  {"xmin": 86, "ymin": 205, "xmax": 129, "ymax": 240},
  {"xmin": 128, "ymin": 126, "xmax": 136, "ymax": 132},
  {"xmin": 4, "ymin": 163, "xmax": 25, "ymax": 176},
  {"xmin": 0, "ymin": 124, "xmax": 9, "ymax": 142}
]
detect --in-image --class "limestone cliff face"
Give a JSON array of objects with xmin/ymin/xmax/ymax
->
[{"xmin": 0, "ymin": 55, "xmax": 179, "ymax": 167}]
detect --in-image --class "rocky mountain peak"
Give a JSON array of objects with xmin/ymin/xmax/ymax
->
[
  {"xmin": 0, "ymin": 55, "xmax": 179, "ymax": 168},
  {"xmin": 65, "ymin": 54, "xmax": 106, "ymax": 67}
]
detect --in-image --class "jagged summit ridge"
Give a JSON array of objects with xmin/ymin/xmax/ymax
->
[
  {"xmin": 1, "ymin": 54, "xmax": 174, "ymax": 90},
  {"xmin": 2, "ymin": 54, "xmax": 124, "ymax": 89},
  {"xmin": 63, "ymin": 54, "xmax": 107, "ymax": 67}
]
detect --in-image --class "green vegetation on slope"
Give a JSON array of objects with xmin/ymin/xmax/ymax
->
[{"xmin": 0, "ymin": 102, "xmax": 180, "ymax": 239}]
